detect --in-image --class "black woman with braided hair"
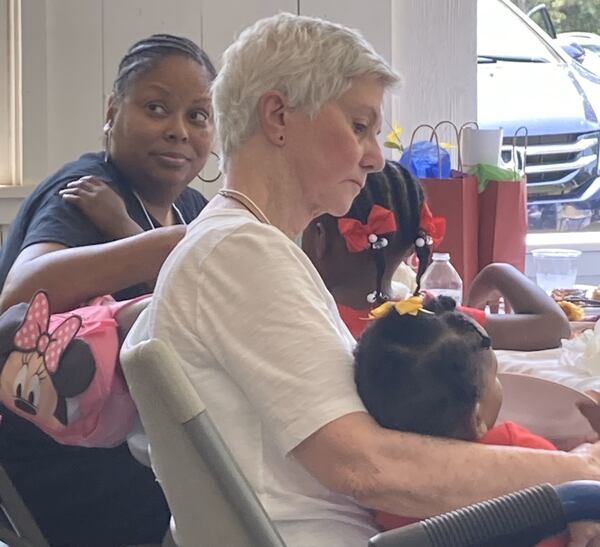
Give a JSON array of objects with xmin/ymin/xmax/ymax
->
[
  {"xmin": 0, "ymin": 34, "xmax": 217, "ymax": 545},
  {"xmin": 302, "ymin": 160, "xmax": 436, "ymax": 339}
]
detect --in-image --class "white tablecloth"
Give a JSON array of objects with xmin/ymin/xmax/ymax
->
[{"xmin": 496, "ymin": 347, "xmax": 600, "ymax": 393}]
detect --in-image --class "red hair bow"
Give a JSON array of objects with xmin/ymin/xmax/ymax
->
[
  {"xmin": 338, "ymin": 205, "xmax": 397, "ymax": 253},
  {"xmin": 420, "ymin": 203, "xmax": 446, "ymax": 248},
  {"xmin": 13, "ymin": 291, "xmax": 81, "ymax": 374}
]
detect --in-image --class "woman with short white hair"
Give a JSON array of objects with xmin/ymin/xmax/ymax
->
[
  {"xmin": 213, "ymin": 12, "xmax": 394, "ymax": 175},
  {"xmin": 127, "ymin": 12, "xmax": 600, "ymax": 547}
]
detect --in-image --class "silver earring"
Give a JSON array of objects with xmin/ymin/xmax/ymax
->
[
  {"xmin": 103, "ymin": 123, "xmax": 112, "ymax": 163},
  {"xmin": 197, "ymin": 151, "xmax": 222, "ymax": 183}
]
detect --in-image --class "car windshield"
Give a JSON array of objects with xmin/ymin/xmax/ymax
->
[
  {"xmin": 583, "ymin": 44, "xmax": 600, "ymax": 55},
  {"xmin": 478, "ymin": 0, "xmax": 559, "ymax": 63}
]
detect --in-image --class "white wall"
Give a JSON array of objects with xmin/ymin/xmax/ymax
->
[
  {"xmin": 391, "ymin": 0, "xmax": 478, "ymax": 154},
  {"xmin": 300, "ymin": 0, "xmax": 393, "ymax": 137},
  {"xmin": 45, "ymin": 0, "xmax": 102, "ymax": 176}
]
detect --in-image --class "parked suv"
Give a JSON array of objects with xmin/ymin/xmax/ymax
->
[{"xmin": 478, "ymin": 0, "xmax": 600, "ymax": 231}]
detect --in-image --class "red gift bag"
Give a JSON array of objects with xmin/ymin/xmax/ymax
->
[
  {"xmin": 477, "ymin": 127, "xmax": 529, "ymax": 273},
  {"xmin": 478, "ymin": 177, "xmax": 528, "ymax": 272},
  {"xmin": 409, "ymin": 122, "xmax": 480, "ymax": 292},
  {"xmin": 420, "ymin": 173, "xmax": 480, "ymax": 291}
]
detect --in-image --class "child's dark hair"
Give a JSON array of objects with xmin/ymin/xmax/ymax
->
[
  {"xmin": 113, "ymin": 33, "xmax": 217, "ymax": 99},
  {"xmin": 339, "ymin": 160, "xmax": 430, "ymax": 303},
  {"xmin": 354, "ymin": 296, "xmax": 492, "ymax": 441}
]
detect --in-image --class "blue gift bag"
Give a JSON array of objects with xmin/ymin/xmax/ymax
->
[{"xmin": 400, "ymin": 140, "xmax": 451, "ymax": 179}]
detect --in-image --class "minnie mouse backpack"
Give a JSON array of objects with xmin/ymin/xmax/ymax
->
[{"xmin": 0, "ymin": 291, "xmax": 139, "ymax": 447}]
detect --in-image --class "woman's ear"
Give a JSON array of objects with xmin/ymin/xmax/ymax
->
[
  {"xmin": 257, "ymin": 90, "xmax": 288, "ymax": 147},
  {"xmin": 473, "ymin": 402, "xmax": 489, "ymax": 439}
]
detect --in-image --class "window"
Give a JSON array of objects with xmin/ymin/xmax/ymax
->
[
  {"xmin": 0, "ymin": 0, "xmax": 22, "ymax": 187},
  {"xmin": 478, "ymin": 0, "xmax": 600, "ymax": 235}
]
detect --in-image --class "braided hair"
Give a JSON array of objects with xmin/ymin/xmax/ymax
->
[
  {"xmin": 355, "ymin": 296, "xmax": 492, "ymax": 441},
  {"xmin": 112, "ymin": 34, "xmax": 217, "ymax": 100},
  {"xmin": 338, "ymin": 160, "xmax": 431, "ymax": 304}
]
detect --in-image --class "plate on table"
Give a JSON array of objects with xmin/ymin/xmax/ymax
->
[
  {"xmin": 552, "ymin": 285, "xmax": 600, "ymax": 321},
  {"xmin": 582, "ymin": 286, "xmax": 600, "ymax": 320},
  {"xmin": 497, "ymin": 372, "xmax": 596, "ymax": 445}
]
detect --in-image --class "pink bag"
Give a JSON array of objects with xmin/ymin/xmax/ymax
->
[{"xmin": 0, "ymin": 291, "xmax": 144, "ymax": 447}]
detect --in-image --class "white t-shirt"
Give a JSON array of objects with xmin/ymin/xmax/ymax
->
[{"xmin": 126, "ymin": 209, "xmax": 377, "ymax": 547}]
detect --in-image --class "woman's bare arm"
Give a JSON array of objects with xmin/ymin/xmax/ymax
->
[
  {"xmin": 0, "ymin": 226, "xmax": 185, "ymax": 313},
  {"xmin": 292, "ymin": 411, "xmax": 600, "ymax": 518}
]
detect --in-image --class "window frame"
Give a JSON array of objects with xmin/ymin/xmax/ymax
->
[{"xmin": 0, "ymin": 0, "xmax": 22, "ymax": 187}]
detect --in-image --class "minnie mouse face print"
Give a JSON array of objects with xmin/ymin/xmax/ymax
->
[{"xmin": 0, "ymin": 291, "xmax": 94, "ymax": 429}]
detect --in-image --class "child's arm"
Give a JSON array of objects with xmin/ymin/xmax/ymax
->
[
  {"xmin": 465, "ymin": 263, "xmax": 570, "ymax": 350},
  {"xmin": 115, "ymin": 297, "xmax": 152, "ymax": 341},
  {"xmin": 60, "ymin": 176, "xmax": 143, "ymax": 239}
]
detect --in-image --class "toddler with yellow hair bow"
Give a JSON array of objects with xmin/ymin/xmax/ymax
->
[{"xmin": 355, "ymin": 294, "xmax": 567, "ymax": 547}]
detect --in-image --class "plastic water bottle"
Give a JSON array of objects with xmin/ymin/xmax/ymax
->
[{"xmin": 421, "ymin": 252, "xmax": 463, "ymax": 305}]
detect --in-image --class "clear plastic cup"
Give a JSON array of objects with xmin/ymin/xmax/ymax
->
[{"xmin": 531, "ymin": 248, "xmax": 582, "ymax": 293}]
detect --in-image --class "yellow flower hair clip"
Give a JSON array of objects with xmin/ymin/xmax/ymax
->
[{"xmin": 369, "ymin": 295, "xmax": 433, "ymax": 319}]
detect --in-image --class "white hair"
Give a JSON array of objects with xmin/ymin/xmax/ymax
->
[{"xmin": 212, "ymin": 12, "xmax": 399, "ymax": 171}]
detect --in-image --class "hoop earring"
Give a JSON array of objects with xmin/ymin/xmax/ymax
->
[
  {"xmin": 104, "ymin": 126, "xmax": 112, "ymax": 163},
  {"xmin": 196, "ymin": 151, "xmax": 222, "ymax": 183}
]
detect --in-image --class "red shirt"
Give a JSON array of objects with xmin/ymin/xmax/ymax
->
[
  {"xmin": 337, "ymin": 304, "xmax": 487, "ymax": 340},
  {"xmin": 337, "ymin": 304, "xmax": 371, "ymax": 339},
  {"xmin": 457, "ymin": 305, "xmax": 487, "ymax": 327},
  {"xmin": 375, "ymin": 422, "xmax": 566, "ymax": 547}
]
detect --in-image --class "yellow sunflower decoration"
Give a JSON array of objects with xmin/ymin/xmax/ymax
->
[{"xmin": 384, "ymin": 124, "xmax": 404, "ymax": 152}]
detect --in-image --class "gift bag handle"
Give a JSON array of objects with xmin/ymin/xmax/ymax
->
[
  {"xmin": 408, "ymin": 123, "xmax": 443, "ymax": 178},
  {"xmin": 459, "ymin": 121, "xmax": 479, "ymax": 133},
  {"xmin": 432, "ymin": 120, "xmax": 463, "ymax": 172},
  {"xmin": 512, "ymin": 125, "xmax": 529, "ymax": 175}
]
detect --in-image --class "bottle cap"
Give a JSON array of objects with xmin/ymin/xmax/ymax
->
[{"xmin": 432, "ymin": 252, "xmax": 450, "ymax": 261}]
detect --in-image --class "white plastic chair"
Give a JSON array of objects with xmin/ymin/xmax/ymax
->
[{"xmin": 120, "ymin": 338, "xmax": 286, "ymax": 547}]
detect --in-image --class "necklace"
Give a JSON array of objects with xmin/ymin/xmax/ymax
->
[
  {"xmin": 218, "ymin": 189, "xmax": 271, "ymax": 225},
  {"xmin": 132, "ymin": 190, "xmax": 186, "ymax": 230}
]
